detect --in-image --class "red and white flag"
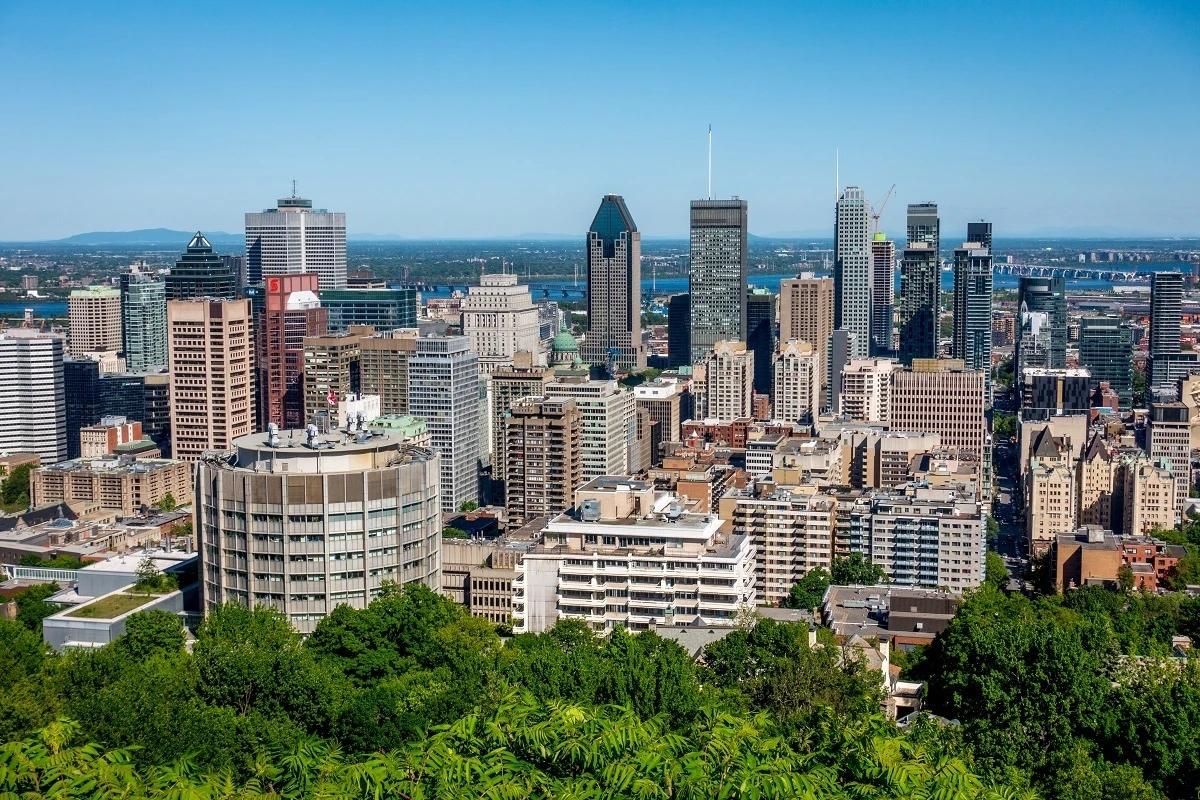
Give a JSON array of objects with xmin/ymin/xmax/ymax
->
[{"xmin": 327, "ymin": 389, "xmax": 338, "ymax": 406}]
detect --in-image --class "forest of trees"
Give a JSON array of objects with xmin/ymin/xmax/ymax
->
[{"xmin": 1, "ymin": 580, "xmax": 1199, "ymax": 798}]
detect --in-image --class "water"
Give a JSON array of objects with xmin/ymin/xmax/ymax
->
[{"xmin": 0, "ymin": 301, "xmax": 66, "ymax": 317}]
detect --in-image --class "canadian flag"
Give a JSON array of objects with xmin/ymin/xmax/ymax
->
[{"xmin": 327, "ymin": 389, "xmax": 338, "ymax": 406}]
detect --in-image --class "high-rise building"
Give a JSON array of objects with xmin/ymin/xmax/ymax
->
[
  {"xmin": 258, "ymin": 274, "xmax": 327, "ymax": 430},
  {"xmin": 1078, "ymin": 317, "xmax": 1133, "ymax": 410},
  {"xmin": 408, "ymin": 336, "xmax": 481, "ymax": 513},
  {"xmin": 779, "ymin": 274, "xmax": 834, "ymax": 403},
  {"xmin": 633, "ymin": 380, "xmax": 684, "ymax": 460},
  {"xmin": 220, "ymin": 253, "xmax": 247, "ymax": 292},
  {"xmin": 581, "ymin": 195, "xmax": 645, "ymax": 372},
  {"xmin": 165, "ymin": 232, "xmax": 237, "ymax": 302},
  {"xmin": 906, "ymin": 203, "xmax": 940, "ymax": 254},
  {"xmin": 302, "ymin": 332, "xmax": 362, "ymax": 425},
  {"xmin": 891, "ymin": 360, "xmax": 987, "ymax": 463},
  {"xmin": 1016, "ymin": 277, "xmax": 1066, "ymax": 373},
  {"xmin": 545, "ymin": 377, "xmax": 634, "ymax": 481},
  {"xmin": 667, "ymin": 293, "xmax": 691, "ymax": 369},
  {"xmin": 1025, "ymin": 428, "xmax": 1078, "ymax": 550},
  {"xmin": 730, "ymin": 488, "xmax": 836, "ymax": 606},
  {"xmin": 867, "ymin": 487, "xmax": 985, "ymax": 589},
  {"xmin": 689, "ymin": 199, "xmax": 748, "ymax": 362},
  {"xmin": 503, "ymin": 396, "xmax": 583, "ymax": 526},
  {"xmin": 63, "ymin": 358, "xmax": 101, "ymax": 460},
  {"xmin": 839, "ymin": 358, "xmax": 895, "ymax": 423},
  {"xmin": 1077, "ymin": 435, "xmax": 1116, "ymax": 531},
  {"xmin": 320, "ymin": 289, "xmax": 418, "ymax": 333},
  {"xmin": 827, "ymin": 329, "xmax": 859, "ymax": 414},
  {"xmin": 700, "ymin": 341, "xmax": 753, "ymax": 422},
  {"xmin": 773, "ymin": 339, "xmax": 819, "ymax": 423},
  {"xmin": 0, "ymin": 331, "xmax": 66, "ymax": 463},
  {"xmin": 745, "ymin": 288, "xmax": 775, "ymax": 396},
  {"xmin": 1021, "ymin": 368, "xmax": 1092, "ymax": 416},
  {"xmin": 245, "ymin": 193, "xmax": 347, "ymax": 290},
  {"xmin": 359, "ymin": 328, "xmax": 420, "ymax": 416},
  {"xmin": 1149, "ymin": 272, "xmax": 1188, "ymax": 390},
  {"xmin": 966, "ymin": 221, "xmax": 992, "ymax": 252},
  {"xmin": 1116, "ymin": 453, "xmax": 1178, "ymax": 536},
  {"xmin": 65, "ymin": 364, "xmax": 172, "ymax": 458},
  {"xmin": 167, "ymin": 299, "xmax": 254, "ymax": 462},
  {"xmin": 898, "ymin": 243, "xmax": 939, "ymax": 364},
  {"xmin": 1147, "ymin": 401, "xmax": 1190, "ymax": 521},
  {"xmin": 870, "ymin": 235, "xmax": 896, "ymax": 356},
  {"xmin": 120, "ymin": 271, "xmax": 167, "ymax": 371},
  {"xmin": 1017, "ymin": 307, "xmax": 1053, "ymax": 374},
  {"xmin": 68, "ymin": 286, "xmax": 122, "ymax": 357},
  {"xmin": 834, "ymin": 187, "xmax": 872, "ymax": 359},
  {"xmin": 488, "ymin": 355, "xmax": 554, "ymax": 504},
  {"xmin": 461, "ymin": 273, "xmax": 544, "ymax": 373},
  {"xmin": 196, "ymin": 428, "xmax": 441, "ymax": 633},
  {"xmin": 952, "ymin": 243, "xmax": 993, "ymax": 374}
]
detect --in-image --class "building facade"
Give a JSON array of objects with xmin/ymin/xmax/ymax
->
[
  {"xmin": 165, "ymin": 232, "xmax": 237, "ymax": 301},
  {"xmin": 1078, "ymin": 317, "xmax": 1133, "ymax": 411},
  {"xmin": 839, "ymin": 358, "xmax": 894, "ymax": 423},
  {"xmin": 321, "ymin": 289, "xmax": 418, "ymax": 333},
  {"xmin": 31, "ymin": 457, "xmax": 190, "ymax": 516},
  {"xmin": 730, "ymin": 488, "xmax": 836, "ymax": 606},
  {"xmin": 779, "ymin": 274, "xmax": 834, "ymax": 404},
  {"xmin": 870, "ymin": 235, "xmax": 896, "ymax": 356},
  {"xmin": 461, "ymin": 273, "xmax": 543, "ymax": 373},
  {"xmin": 834, "ymin": 187, "xmax": 872, "ymax": 359},
  {"xmin": 488, "ymin": 356, "xmax": 554, "ymax": 503},
  {"xmin": 698, "ymin": 341, "xmax": 753, "ymax": 423},
  {"xmin": 666, "ymin": 293, "xmax": 691, "ymax": 369},
  {"xmin": 688, "ymin": 199, "xmax": 748, "ymax": 362},
  {"xmin": 1149, "ymin": 271, "xmax": 1185, "ymax": 390},
  {"xmin": 545, "ymin": 377, "xmax": 634, "ymax": 481},
  {"xmin": 951, "ymin": 244, "xmax": 993, "ymax": 373},
  {"xmin": 1016, "ymin": 276, "xmax": 1066, "ymax": 375},
  {"xmin": 258, "ymin": 274, "xmax": 327, "ymax": 430},
  {"xmin": 582, "ymin": 195, "xmax": 645, "ymax": 372},
  {"xmin": 68, "ymin": 286, "xmax": 122, "ymax": 357},
  {"xmin": 407, "ymin": 336, "xmax": 481, "ymax": 513},
  {"xmin": 745, "ymin": 288, "xmax": 775, "ymax": 397},
  {"xmin": 120, "ymin": 271, "xmax": 167, "ymax": 371},
  {"xmin": 503, "ymin": 396, "xmax": 583, "ymax": 526},
  {"xmin": 772, "ymin": 339, "xmax": 820, "ymax": 423},
  {"xmin": 1147, "ymin": 401, "xmax": 1190, "ymax": 521},
  {"xmin": 245, "ymin": 193, "xmax": 347, "ymax": 290},
  {"xmin": 890, "ymin": 360, "xmax": 987, "ymax": 462},
  {"xmin": 0, "ymin": 331, "xmax": 66, "ymax": 463}
]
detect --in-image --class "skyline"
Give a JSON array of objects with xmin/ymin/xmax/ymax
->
[{"xmin": 1, "ymin": 2, "xmax": 1198, "ymax": 240}]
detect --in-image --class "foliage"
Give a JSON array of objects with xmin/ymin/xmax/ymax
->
[
  {"xmin": 831, "ymin": 552, "xmax": 888, "ymax": 586},
  {"xmin": 441, "ymin": 526, "xmax": 468, "ymax": 539},
  {"xmin": 0, "ymin": 463, "xmax": 32, "ymax": 511},
  {"xmin": 459, "ymin": 500, "xmax": 478, "ymax": 512},
  {"xmin": 152, "ymin": 492, "xmax": 177, "ymax": 512},
  {"xmin": 985, "ymin": 515, "xmax": 1000, "ymax": 544},
  {"xmin": 995, "ymin": 357, "xmax": 1015, "ymax": 389},
  {"xmin": 18, "ymin": 553, "xmax": 84, "ymax": 569},
  {"xmin": 984, "ymin": 551, "xmax": 1010, "ymax": 590},
  {"xmin": 14, "ymin": 582, "xmax": 61, "ymax": 632},
  {"xmin": 117, "ymin": 611, "xmax": 185, "ymax": 661},
  {"xmin": 133, "ymin": 557, "xmax": 177, "ymax": 594},
  {"xmin": 993, "ymin": 411, "xmax": 1017, "ymax": 440},
  {"xmin": 783, "ymin": 566, "xmax": 830, "ymax": 610}
]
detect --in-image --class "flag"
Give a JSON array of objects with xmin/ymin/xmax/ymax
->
[{"xmin": 327, "ymin": 389, "xmax": 337, "ymax": 406}]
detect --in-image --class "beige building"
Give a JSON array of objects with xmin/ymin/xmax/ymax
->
[
  {"xmin": 1178, "ymin": 374, "xmax": 1200, "ymax": 449},
  {"xmin": 729, "ymin": 486, "xmax": 837, "ymax": 606},
  {"xmin": 890, "ymin": 360, "xmax": 986, "ymax": 461},
  {"xmin": 773, "ymin": 339, "xmax": 820, "ymax": 423},
  {"xmin": 461, "ymin": 273, "xmax": 544, "ymax": 373},
  {"xmin": 79, "ymin": 416, "xmax": 147, "ymax": 458},
  {"xmin": 31, "ymin": 457, "xmax": 192, "ymax": 516},
  {"xmin": 440, "ymin": 539, "xmax": 519, "ymax": 625},
  {"xmin": 504, "ymin": 396, "xmax": 583, "ymax": 527},
  {"xmin": 1076, "ymin": 435, "xmax": 1116, "ymax": 530},
  {"xmin": 488, "ymin": 353, "xmax": 554, "ymax": 501},
  {"xmin": 1147, "ymin": 402, "xmax": 1190, "ymax": 523},
  {"xmin": 839, "ymin": 358, "xmax": 894, "ymax": 423},
  {"xmin": 68, "ymin": 286, "xmax": 122, "ymax": 357},
  {"xmin": 302, "ymin": 332, "xmax": 361, "ymax": 425},
  {"xmin": 634, "ymin": 380, "xmax": 684, "ymax": 450},
  {"xmin": 779, "ymin": 275, "xmax": 834, "ymax": 404},
  {"xmin": 700, "ymin": 341, "xmax": 753, "ymax": 422},
  {"xmin": 1026, "ymin": 428, "xmax": 1077, "ymax": 551},
  {"xmin": 545, "ymin": 376, "xmax": 634, "ymax": 481},
  {"xmin": 359, "ymin": 328, "xmax": 420, "ymax": 415},
  {"xmin": 167, "ymin": 299, "xmax": 254, "ymax": 461},
  {"xmin": 1117, "ymin": 453, "xmax": 1176, "ymax": 536}
]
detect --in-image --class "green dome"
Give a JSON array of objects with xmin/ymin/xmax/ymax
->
[{"xmin": 551, "ymin": 329, "xmax": 578, "ymax": 353}]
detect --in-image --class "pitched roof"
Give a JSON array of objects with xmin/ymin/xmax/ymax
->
[
  {"xmin": 1031, "ymin": 426, "xmax": 1061, "ymax": 459},
  {"xmin": 1082, "ymin": 433, "xmax": 1110, "ymax": 463}
]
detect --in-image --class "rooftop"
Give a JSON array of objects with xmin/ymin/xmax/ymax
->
[{"xmin": 39, "ymin": 457, "xmax": 183, "ymax": 475}]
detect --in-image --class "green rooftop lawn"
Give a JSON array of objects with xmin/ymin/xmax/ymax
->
[{"xmin": 65, "ymin": 591, "xmax": 165, "ymax": 619}]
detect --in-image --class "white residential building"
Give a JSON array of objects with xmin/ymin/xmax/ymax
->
[
  {"xmin": 545, "ymin": 377, "xmax": 635, "ymax": 481},
  {"xmin": 461, "ymin": 273, "xmax": 545, "ymax": 373},
  {"xmin": 867, "ymin": 487, "xmax": 986, "ymax": 590},
  {"xmin": 0, "ymin": 330, "xmax": 66, "ymax": 463},
  {"xmin": 839, "ymin": 358, "xmax": 894, "ymax": 423},
  {"xmin": 512, "ymin": 477, "xmax": 757, "ymax": 634},
  {"xmin": 729, "ymin": 487, "xmax": 837, "ymax": 606},
  {"xmin": 773, "ymin": 339, "xmax": 820, "ymax": 423},
  {"xmin": 700, "ymin": 340, "xmax": 753, "ymax": 422}
]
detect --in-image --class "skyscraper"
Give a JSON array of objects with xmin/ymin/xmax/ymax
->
[
  {"xmin": 780, "ymin": 274, "xmax": 834, "ymax": 405},
  {"xmin": 504, "ymin": 396, "xmax": 583, "ymax": 527},
  {"xmin": 167, "ymin": 298, "xmax": 254, "ymax": 461},
  {"xmin": 899, "ymin": 204, "xmax": 941, "ymax": 365},
  {"xmin": 906, "ymin": 203, "xmax": 940, "ymax": 254},
  {"xmin": 772, "ymin": 339, "xmax": 819, "ymax": 423},
  {"xmin": 581, "ymin": 195, "xmax": 645, "ymax": 372},
  {"xmin": 1148, "ymin": 271, "xmax": 1193, "ymax": 391},
  {"xmin": 966, "ymin": 221, "xmax": 993, "ymax": 252},
  {"xmin": 67, "ymin": 286, "xmax": 122, "ymax": 357},
  {"xmin": 165, "ymin": 232, "xmax": 237, "ymax": 302},
  {"xmin": 745, "ymin": 288, "xmax": 775, "ymax": 396},
  {"xmin": 488, "ymin": 355, "xmax": 554, "ymax": 504},
  {"xmin": 461, "ymin": 273, "xmax": 544, "ymax": 373},
  {"xmin": 245, "ymin": 193, "xmax": 347, "ymax": 290},
  {"xmin": 1079, "ymin": 317, "xmax": 1133, "ymax": 411},
  {"xmin": 870, "ymin": 234, "xmax": 896, "ymax": 356},
  {"xmin": 0, "ymin": 331, "xmax": 66, "ymax": 463},
  {"xmin": 120, "ymin": 271, "xmax": 167, "ymax": 371},
  {"xmin": 258, "ymin": 274, "xmax": 327, "ymax": 430},
  {"xmin": 667, "ymin": 293, "xmax": 691, "ymax": 368},
  {"xmin": 700, "ymin": 341, "xmax": 753, "ymax": 422},
  {"xmin": 407, "ymin": 336, "xmax": 481, "ymax": 513},
  {"xmin": 952, "ymin": 244, "xmax": 993, "ymax": 374},
  {"xmin": 544, "ymin": 376, "xmax": 634, "ymax": 481},
  {"xmin": 689, "ymin": 198, "xmax": 748, "ymax": 362},
  {"xmin": 834, "ymin": 187, "xmax": 871, "ymax": 359},
  {"xmin": 1016, "ymin": 277, "xmax": 1066, "ymax": 374}
]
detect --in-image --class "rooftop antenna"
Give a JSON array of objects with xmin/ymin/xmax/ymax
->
[
  {"xmin": 292, "ymin": 179, "xmax": 297, "ymax": 198},
  {"xmin": 835, "ymin": 149, "xmax": 839, "ymax": 202},
  {"xmin": 707, "ymin": 125, "xmax": 712, "ymax": 200}
]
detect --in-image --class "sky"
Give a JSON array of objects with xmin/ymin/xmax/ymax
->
[{"xmin": 0, "ymin": 1, "xmax": 1198, "ymax": 241}]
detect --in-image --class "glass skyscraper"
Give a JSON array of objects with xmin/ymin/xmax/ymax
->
[
  {"xmin": 320, "ymin": 289, "xmax": 419, "ymax": 333},
  {"xmin": 688, "ymin": 198, "xmax": 748, "ymax": 363},
  {"xmin": 898, "ymin": 203, "xmax": 940, "ymax": 364},
  {"xmin": 165, "ymin": 232, "xmax": 237, "ymax": 301},
  {"xmin": 746, "ymin": 288, "xmax": 775, "ymax": 396},
  {"xmin": 1016, "ymin": 276, "xmax": 1066, "ymax": 374},
  {"xmin": 120, "ymin": 271, "xmax": 167, "ymax": 371},
  {"xmin": 581, "ymin": 195, "xmax": 645, "ymax": 372},
  {"xmin": 1079, "ymin": 317, "xmax": 1134, "ymax": 410},
  {"xmin": 667, "ymin": 293, "xmax": 690, "ymax": 368},
  {"xmin": 952, "ymin": 244, "xmax": 993, "ymax": 373},
  {"xmin": 834, "ymin": 187, "xmax": 872, "ymax": 359}
]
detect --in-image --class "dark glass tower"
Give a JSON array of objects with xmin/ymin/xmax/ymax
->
[
  {"xmin": 1016, "ymin": 276, "xmax": 1066, "ymax": 374},
  {"xmin": 1148, "ymin": 271, "xmax": 1190, "ymax": 391},
  {"xmin": 165, "ymin": 232, "xmax": 237, "ymax": 301},
  {"xmin": 898, "ymin": 203, "xmax": 940, "ymax": 364},
  {"xmin": 582, "ymin": 195, "xmax": 645, "ymax": 372},
  {"xmin": 1079, "ymin": 317, "xmax": 1133, "ymax": 410},
  {"xmin": 952, "ymin": 244, "xmax": 993, "ymax": 373},
  {"xmin": 667, "ymin": 293, "xmax": 691, "ymax": 368},
  {"xmin": 966, "ymin": 221, "xmax": 993, "ymax": 252},
  {"xmin": 746, "ymin": 288, "xmax": 775, "ymax": 395},
  {"xmin": 63, "ymin": 358, "xmax": 101, "ymax": 460},
  {"xmin": 689, "ymin": 198, "xmax": 748, "ymax": 362}
]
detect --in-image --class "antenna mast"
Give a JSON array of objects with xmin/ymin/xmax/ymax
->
[
  {"xmin": 292, "ymin": 179, "xmax": 297, "ymax": 198},
  {"xmin": 707, "ymin": 125, "xmax": 712, "ymax": 200},
  {"xmin": 835, "ymin": 149, "xmax": 839, "ymax": 202}
]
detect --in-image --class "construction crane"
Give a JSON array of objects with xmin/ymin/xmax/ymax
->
[{"xmin": 871, "ymin": 183, "xmax": 896, "ymax": 235}]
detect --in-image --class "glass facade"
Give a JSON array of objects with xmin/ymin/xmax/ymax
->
[
  {"xmin": 165, "ymin": 232, "xmax": 237, "ymax": 301},
  {"xmin": 1079, "ymin": 317, "xmax": 1134, "ymax": 410}
]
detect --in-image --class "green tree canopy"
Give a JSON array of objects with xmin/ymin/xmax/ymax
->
[{"xmin": 831, "ymin": 552, "xmax": 888, "ymax": 586}]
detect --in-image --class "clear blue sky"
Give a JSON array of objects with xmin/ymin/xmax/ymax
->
[{"xmin": 1, "ymin": 1, "xmax": 1197, "ymax": 241}]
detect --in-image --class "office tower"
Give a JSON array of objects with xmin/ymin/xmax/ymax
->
[
  {"xmin": 503, "ymin": 396, "xmax": 583, "ymax": 526},
  {"xmin": 700, "ymin": 341, "xmax": 753, "ymax": 422},
  {"xmin": 0, "ymin": 331, "xmax": 66, "ymax": 463},
  {"xmin": 1078, "ymin": 317, "xmax": 1133, "ymax": 410},
  {"xmin": 745, "ymin": 288, "xmax": 775, "ymax": 396},
  {"xmin": 63, "ymin": 358, "xmax": 101, "ymax": 460},
  {"xmin": 906, "ymin": 203, "xmax": 940, "ymax": 253},
  {"xmin": 488, "ymin": 355, "xmax": 554, "ymax": 504},
  {"xmin": 966, "ymin": 221, "xmax": 992, "ymax": 252},
  {"xmin": 730, "ymin": 490, "xmax": 837, "ymax": 606},
  {"xmin": 320, "ymin": 289, "xmax": 418, "ymax": 333},
  {"xmin": 870, "ymin": 235, "xmax": 896, "ymax": 356},
  {"xmin": 833, "ymin": 187, "xmax": 871, "ymax": 359},
  {"xmin": 838, "ymin": 358, "xmax": 895, "ymax": 423},
  {"xmin": 512, "ymin": 478, "xmax": 756, "ymax": 633},
  {"xmin": 1021, "ymin": 368, "xmax": 1092, "ymax": 416},
  {"xmin": 407, "ymin": 336, "xmax": 481, "ymax": 513},
  {"xmin": 545, "ymin": 377, "xmax": 635, "ymax": 481},
  {"xmin": 165, "ymin": 232, "xmax": 237, "ymax": 301},
  {"xmin": 633, "ymin": 380, "xmax": 683, "ymax": 458},
  {"xmin": 258, "ymin": 274, "xmax": 327, "ymax": 429},
  {"xmin": 356, "ymin": 328, "xmax": 419, "ymax": 415},
  {"xmin": 196, "ymin": 430, "xmax": 441, "ymax": 633},
  {"xmin": 302, "ymin": 332, "xmax": 361, "ymax": 424},
  {"xmin": 220, "ymin": 254, "xmax": 247, "ymax": 292},
  {"xmin": 581, "ymin": 194, "xmax": 645, "ymax": 372},
  {"xmin": 98, "ymin": 372, "xmax": 171, "ymax": 455},
  {"xmin": 780, "ymin": 274, "xmax": 834, "ymax": 402},
  {"xmin": 688, "ymin": 198, "xmax": 748, "ymax": 362},
  {"xmin": 167, "ymin": 299, "xmax": 254, "ymax": 462},
  {"xmin": 1149, "ymin": 271, "xmax": 1189, "ymax": 390},
  {"xmin": 667, "ymin": 293, "xmax": 691, "ymax": 368},
  {"xmin": 1017, "ymin": 307, "xmax": 1052, "ymax": 373},
  {"xmin": 773, "ymin": 339, "xmax": 819, "ymax": 423},
  {"xmin": 245, "ymin": 193, "xmax": 347, "ymax": 290},
  {"xmin": 67, "ymin": 286, "xmax": 122, "ymax": 357},
  {"xmin": 1147, "ymin": 401, "xmax": 1190, "ymax": 521},
  {"xmin": 1016, "ymin": 277, "xmax": 1066, "ymax": 373},
  {"xmin": 898, "ymin": 243, "xmax": 939, "ymax": 364},
  {"xmin": 461, "ymin": 273, "xmax": 544, "ymax": 373},
  {"xmin": 952, "ymin": 244, "xmax": 993, "ymax": 373},
  {"xmin": 891, "ymin": 360, "xmax": 987, "ymax": 461},
  {"xmin": 120, "ymin": 271, "xmax": 167, "ymax": 371},
  {"xmin": 827, "ymin": 329, "xmax": 858, "ymax": 413}
]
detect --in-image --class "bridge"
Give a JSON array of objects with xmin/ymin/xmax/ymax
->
[
  {"xmin": 405, "ymin": 282, "xmax": 589, "ymax": 299},
  {"xmin": 993, "ymin": 264, "xmax": 1145, "ymax": 282}
]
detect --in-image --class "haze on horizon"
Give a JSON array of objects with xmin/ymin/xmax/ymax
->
[{"xmin": 1, "ymin": 1, "xmax": 1197, "ymax": 242}]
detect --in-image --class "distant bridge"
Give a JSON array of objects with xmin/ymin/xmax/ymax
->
[
  {"xmin": 993, "ymin": 264, "xmax": 1145, "ymax": 282},
  {"xmin": 406, "ymin": 282, "xmax": 589, "ymax": 299}
]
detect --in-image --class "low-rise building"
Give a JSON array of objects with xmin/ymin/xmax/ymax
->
[
  {"xmin": 1051, "ymin": 526, "xmax": 1184, "ymax": 592},
  {"xmin": 30, "ymin": 457, "xmax": 191, "ymax": 516}
]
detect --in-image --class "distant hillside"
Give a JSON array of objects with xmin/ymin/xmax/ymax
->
[{"xmin": 50, "ymin": 229, "xmax": 243, "ymax": 246}]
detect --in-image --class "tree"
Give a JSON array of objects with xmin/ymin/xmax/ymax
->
[
  {"xmin": 986, "ymin": 515, "xmax": 1000, "ymax": 544},
  {"xmin": 1118, "ymin": 563, "xmax": 1136, "ymax": 593},
  {"xmin": 153, "ymin": 492, "xmax": 177, "ymax": 512},
  {"xmin": 459, "ymin": 500, "xmax": 478, "ymax": 512},
  {"xmin": 117, "ymin": 610, "xmax": 185, "ymax": 661},
  {"xmin": 14, "ymin": 582, "xmax": 60, "ymax": 632},
  {"xmin": 0, "ymin": 463, "xmax": 31, "ymax": 511},
  {"xmin": 985, "ymin": 551, "xmax": 1010, "ymax": 590},
  {"xmin": 19, "ymin": 554, "xmax": 83, "ymax": 569},
  {"xmin": 783, "ymin": 566, "xmax": 830, "ymax": 610},
  {"xmin": 831, "ymin": 552, "xmax": 888, "ymax": 586},
  {"xmin": 441, "ymin": 526, "xmax": 468, "ymax": 539},
  {"xmin": 993, "ymin": 411, "xmax": 1017, "ymax": 440}
]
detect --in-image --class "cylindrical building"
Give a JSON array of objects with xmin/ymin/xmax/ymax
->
[{"xmin": 195, "ymin": 426, "xmax": 441, "ymax": 633}]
